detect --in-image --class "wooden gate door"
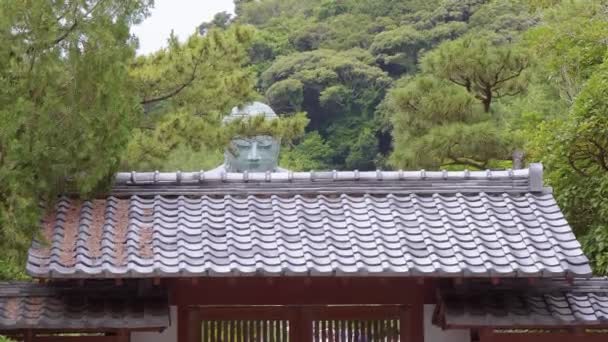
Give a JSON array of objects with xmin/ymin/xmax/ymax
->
[
  {"xmin": 307, "ymin": 305, "xmax": 406, "ymax": 341},
  {"xmin": 183, "ymin": 305, "xmax": 412, "ymax": 342}
]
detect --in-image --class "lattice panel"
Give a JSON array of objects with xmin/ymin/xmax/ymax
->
[
  {"xmin": 201, "ymin": 320, "xmax": 290, "ymax": 341},
  {"xmin": 312, "ymin": 319, "xmax": 400, "ymax": 341}
]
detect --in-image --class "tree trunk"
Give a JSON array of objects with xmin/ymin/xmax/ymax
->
[{"xmin": 483, "ymin": 89, "xmax": 492, "ymax": 113}]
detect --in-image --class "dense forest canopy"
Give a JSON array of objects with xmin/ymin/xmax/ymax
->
[{"xmin": 1, "ymin": 0, "xmax": 608, "ymax": 278}]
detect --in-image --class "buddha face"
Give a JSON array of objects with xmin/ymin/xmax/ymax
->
[{"xmin": 225, "ymin": 135, "xmax": 280, "ymax": 172}]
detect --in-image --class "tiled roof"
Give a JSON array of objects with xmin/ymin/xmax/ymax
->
[
  {"xmin": 0, "ymin": 282, "xmax": 169, "ymax": 330},
  {"xmin": 26, "ymin": 165, "xmax": 591, "ymax": 278},
  {"xmin": 435, "ymin": 279, "xmax": 608, "ymax": 328}
]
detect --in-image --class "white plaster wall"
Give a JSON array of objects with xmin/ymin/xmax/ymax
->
[
  {"xmin": 424, "ymin": 304, "xmax": 470, "ymax": 342},
  {"xmin": 131, "ymin": 305, "xmax": 178, "ymax": 342}
]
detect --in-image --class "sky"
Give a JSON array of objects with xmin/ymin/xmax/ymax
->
[{"xmin": 132, "ymin": 0, "xmax": 235, "ymax": 55}]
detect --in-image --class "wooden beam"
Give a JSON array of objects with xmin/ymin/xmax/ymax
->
[{"xmin": 169, "ymin": 277, "xmax": 437, "ymax": 306}]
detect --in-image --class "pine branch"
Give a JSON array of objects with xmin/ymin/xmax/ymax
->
[
  {"xmin": 140, "ymin": 62, "xmax": 200, "ymax": 105},
  {"xmin": 52, "ymin": 0, "xmax": 106, "ymax": 46}
]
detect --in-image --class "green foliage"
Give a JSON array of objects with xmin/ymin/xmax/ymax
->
[
  {"xmin": 388, "ymin": 76, "xmax": 510, "ymax": 168},
  {"xmin": 0, "ymin": 336, "xmax": 14, "ymax": 342},
  {"xmin": 0, "ymin": 0, "xmax": 152, "ymax": 268},
  {"xmin": 240, "ymin": 0, "xmax": 539, "ymax": 172},
  {"xmin": 386, "ymin": 27, "xmax": 531, "ymax": 169},
  {"xmin": 468, "ymin": 0, "xmax": 539, "ymax": 39},
  {"xmin": 281, "ymin": 132, "xmax": 333, "ymax": 170},
  {"xmin": 422, "ymin": 35, "xmax": 530, "ymax": 112},
  {"xmin": 518, "ymin": 0, "xmax": 608, "ymax": 274},
  {"xmin": 4, "ymin": 0, "xmax": 608, "ymax": 278},
  {"xmin": 199, "ymin": 11, "xmax": 234, "ymax": 35},
  {"xmin": 125, "ymin": 26, "xmax": 261, "ymax": 171},
  {"xmin": 523, "ymin": 1, "xmax": 608, "ymax": 103},
  {"xmin": 262, "ymin": 48, "xmax": 391, "ymax": 128},
  {"xmin": 132, "ymin": 26, "xmax": 257, "ymax": 115},
  {"xmin": 237, "ymin": 0, "xmax": 321, "ymax": 26},
  {"xmin": 419, "ymin": 0, "xmax": 489, "ymax": 28},
  {"xmin": 0, "ymin": 257, "xmax": 28, "ymax": 281},
  {"xmin": 370, "ymin": 26, "xmax": 425, "ymax": 75},
  {"xmin": 260, "ymin": 49, "xmax": 390, "ymax": 169},
  {"xmin": 266, "ymin": 79, "xmax": 304, "ymax": 113},
  {"xmin": 124, "ymin": 109, "xmax": 308, "ymax": 171},
  {"xmin": 344, "ymin": 126, "xmax": 379, "ymax": 170}
]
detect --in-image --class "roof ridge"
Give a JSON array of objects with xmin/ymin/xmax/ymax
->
[{"xmin": 114, "ymin": 163, "xmax": 543, "ymax": 190}]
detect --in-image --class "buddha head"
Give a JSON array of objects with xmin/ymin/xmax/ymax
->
[{"xmin": 223, "ymin": 102, "xmax": 281, "ymax": 172}]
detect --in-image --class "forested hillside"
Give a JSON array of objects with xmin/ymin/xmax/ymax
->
[
  {"xmin": 219, "ymin": 0, "xmax": 537, "ymax": 171},
  {"xmin": 201, "ymin": 0, "xmax": 608, "ymax": 273},
  {"xmin": 1, "ymin": 0, "xmax": 608, "ymax": 278}
]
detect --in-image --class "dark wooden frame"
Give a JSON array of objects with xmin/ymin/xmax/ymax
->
[
  {"xmin": 169, "ymin": 277, "xmax": 436, "ymax": 306},
  {"xmin": 170, "ymin": 277, "xmax": 430, "ymax": 341}
]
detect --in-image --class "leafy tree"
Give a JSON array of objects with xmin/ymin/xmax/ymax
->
[
  {"xmin": 125, "ymin": 26, "xmax": 260, "ymax": 170},
  {"xmin": 422, "ymin": 35, "xmax": 529, "ymax": 113},
  {"xmin": 388, "ymin": 76, "xmax": 510, "ymax": 168},
  {"xmin": 261, "ymin": 49, "xmax": 391, "ymax": 169},
  {"xmin": 266, "ymin": 79, "xmax": 304, "ymax": 113},
  {"xmin": 370, "ymin": 22, "xmax": 467, "ymax": 75},
  {"xmin": 523, "ymin": 1, "xmax": 608, "ymax": 103},
  {"xmin": 468, "ymin": 0, "xmax": 539, "ymax": 41},
  {"xmin": 514, "ymin": 0, "xmax": 608, "ymax": 274},
  {"xmin": 237, "ymin": 0, "xmax": 322, "ymax": 26},
  {"xmin": 281, "ymin": 132, "xmax": 333, "ymax": 170},
  {"xmin": 261, "ymin": 49, "xmax": 391, "ymax": 128},
  {"xmin": 0, "ymin": 0, "xmax": 152, "ymax": 271},
  {"xmin": 370, "ymin": 26, "xmax": 426, "ymax": 75},
  {"xmin": 132, "ymin": 26, "xmax": 256, "ymax": 114},
  {"xmin": 419, "ymin": 0, "xmax": 489, "ymax": 29},
  {"xmin": 530, "ymin": 58, "xmax": 608, "ymax": 274},
  {"xmin": 199, "ymin": 11, "xmax": 234, "ymax": 35}
]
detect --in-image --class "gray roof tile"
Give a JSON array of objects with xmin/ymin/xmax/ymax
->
[
  {"xmin": 0, "ymin": 282, "xmax": 168, "ymax": 330},
  {"xmin": 436, "ymin": 278, "xmax": 608, "ymax": 327},
  {"xmin": 27, "ymin": 189, "xmax": 591, "ymax": 278}
]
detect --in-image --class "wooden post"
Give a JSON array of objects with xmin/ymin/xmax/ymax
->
[
  {"xmin": 24, "ymin": 330, "xmax": 33, "ymax": 342},
  {"xmin": 400, "ymin": 305, "xmax": 411, "ymax": 342},
  {"xmin": 188, "ymin": 308, "xmax": 202, "ymax": 342},
  {"xmin": 117, "ymin": 329, "xmax": 130, "ymax": 342},
  {"xmin": 289, "ymin": 306, "xmax": 312, "ymax": 342},
  {"xmin": 401, "ymin": 304, "xmax": 424, "ymax": 342},
  {"xmin": 177, "ymin": 306, "xmax": 189, "ymax": 342}
]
